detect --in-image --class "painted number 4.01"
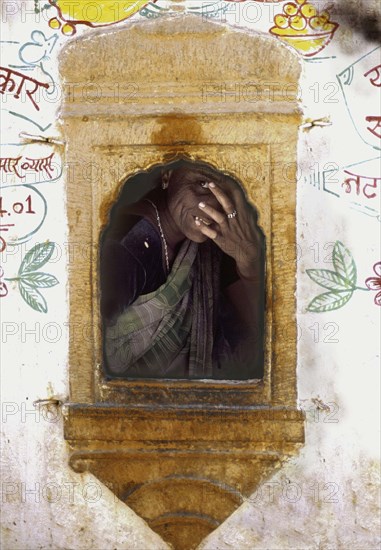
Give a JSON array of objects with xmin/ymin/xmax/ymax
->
[{"xmin": 0, "ymin": 195, "xmax": 36, "ymax": 216}]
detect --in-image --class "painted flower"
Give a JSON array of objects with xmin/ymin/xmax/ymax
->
[
  {"xmin": 365, "ymin": 262, "xmax": 381, "ymax": 305},
  {"xmin": 0, "ymin": 266, "xmax": 8, "ymax": 298}
]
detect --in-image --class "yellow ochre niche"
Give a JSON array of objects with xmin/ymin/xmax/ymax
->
[{"xmin": 60, "ymin": 15, "xmax": 305, "ymax": 550}]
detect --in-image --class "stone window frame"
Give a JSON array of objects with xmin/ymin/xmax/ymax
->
[
  {"xmin": 61, "ymin": 18, "xmax": 305, "ymax": 548},
  {"xmin": 65, "ymin": 136, "xmax": 297, "ymax": 408},
  {"xmin": 60, "ymin": 20, "xmax": 302, "ymax": 410}
]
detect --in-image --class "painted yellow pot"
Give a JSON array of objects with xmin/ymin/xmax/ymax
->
[
  {"xmin": 48, "ymin": 0, "xmax": 153, "ymax": 35},
  {"xmin": 270, "ymin": 27, "xmax": 338, "ymax": 57},
  {"xmin": 269, "ymin": 0, "xmax": 338, "ymax": 58}
]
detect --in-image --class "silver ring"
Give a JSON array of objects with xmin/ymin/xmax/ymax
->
[{"xmin": 227, "ymin": 210, "xmax": 237, "ymax": 219}]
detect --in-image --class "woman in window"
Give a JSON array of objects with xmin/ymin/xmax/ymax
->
[{"xmin": 101, "ymin": 160, "xmax": 265, "ymax": 380}]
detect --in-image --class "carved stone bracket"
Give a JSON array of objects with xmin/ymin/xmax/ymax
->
[{"xmin": 65, "ymin": 405, "xmax": 304, "ymax": 549}]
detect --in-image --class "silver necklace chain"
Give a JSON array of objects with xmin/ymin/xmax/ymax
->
[{"xmin": 145, "ymin": 199, "xmax": 170, "ymax": 273}]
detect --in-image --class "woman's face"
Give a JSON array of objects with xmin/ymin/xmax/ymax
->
[{"xmin": 165, "ymin": 167, "xmax": 226, "ymax": 243}]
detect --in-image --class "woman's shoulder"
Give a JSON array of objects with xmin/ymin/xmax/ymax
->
[
  {"xmin": 101, "ymin": 218, "xmax": 165, "ymax": 320},
  {"xmin": 120, "ymin": 217, "xmax": 162, "ymax": 264}
]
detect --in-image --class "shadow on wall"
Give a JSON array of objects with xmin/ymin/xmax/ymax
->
[{"xmin": 332, "ymin": 0, "xmax": 381, "ymax": 44}]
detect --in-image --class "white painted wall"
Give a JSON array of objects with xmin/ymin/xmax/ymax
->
[{"xmin": 1, "ymin": 1, "xmax": 380, "ymax": 548}]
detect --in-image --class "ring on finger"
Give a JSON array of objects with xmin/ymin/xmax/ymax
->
[{"xmin": 227, "ymin": 210, "xmax": 238, "ymax": 219}]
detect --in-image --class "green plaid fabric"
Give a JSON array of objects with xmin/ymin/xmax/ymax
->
[{"xmin": 105, "ymin": 238, "xmax": 225, "ymax": 378}]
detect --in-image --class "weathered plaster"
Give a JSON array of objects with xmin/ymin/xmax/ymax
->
[{"xmin": 1, "ymin": 1, "xmax": 380, "ymax": 549}]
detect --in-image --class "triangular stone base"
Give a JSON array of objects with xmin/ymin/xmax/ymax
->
[{"xmin": 65, "ymin": 405, "xmax": 304, "ymax": 549}]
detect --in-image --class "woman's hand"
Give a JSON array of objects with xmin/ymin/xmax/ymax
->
[{"xmin": 194, "ymin": 181, "xmax": 263, "ymax": 280}]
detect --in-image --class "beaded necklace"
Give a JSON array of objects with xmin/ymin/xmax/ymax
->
[{"xmin": 145, "ymin": 199, "xmax": 170, "ymax": 273}]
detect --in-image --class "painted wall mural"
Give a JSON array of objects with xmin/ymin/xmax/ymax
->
[
  {"xmin": 337, "ymin": 47, "xmax": 381, "ymax": 150},
  {"xmin": 304, "ymin": 44, "xmax": 380, "ymax": 312},
  {"xmin": 47, "ymin": 0, "xmax": 154, "ymax": 35},
  {"xmin": 5, "ymin": 241, "xmax": 58, "ymax": 313},
  {"xmin": 30, "ymin": 0, "xmax": 339, "ymax": 53},
  {"xmin": 12, "ymin": 0, "xmax": 341, "ymax": 56},
  {"xmin": 0, "ymin": 65, "xmax": 50, "ymax": 111},
  {"xmin": 1, "ymin": 3, "xmax": 381, "ymax": 550},
  {"xmin": 44, "ymin": 0, "xmax": 273, "ymax": 34},
  {"xmin": 0, "ymin": 147, "xmax": 60, "ymax": 312},
  {"xmin": 1, "ymin": 19, "xmax": 62, "ymax": 313},
  {"xmin": 307, "ymin": 241, "xmax": 380, "ymax": 312},
  {"xmin": 304, "ymin": 155, "xmax": 380, "ymax": 221},
  {"xmin": 365, "ymin": 262, "xmax": 381, "ymax": 306},
  {"xmin": 269, "ymin": 0, "xmax": 338, "ymax": 57},
  {"xmin": 0, "ymin": 4, "xmax": 379, "ymax": 322}
]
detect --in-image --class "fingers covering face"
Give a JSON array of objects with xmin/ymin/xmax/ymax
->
[
  {"xmin": 198, "ymin": 201, "xmax": 227, "ymax": 225},
  {"xmin": 194, "ymin": 218, "xmax": 218, "ymax": 239},
  {"xmin": 207, "ymin": 182, "xmax": 236, "ymax": 215}
]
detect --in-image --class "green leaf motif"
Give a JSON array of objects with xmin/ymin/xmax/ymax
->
[
  {"xmin": 307, "ymin": 290, "xmax": 353, "ymax": 313},
  {"xmin": 18, "ymin": 280, "xmax": 47, "ymax": 313},
  {"xmin": 20, "ymin": 272, "xmax": 59, "ymax": 288},
  {"xmin": 19, "ymin": 242, "xmax": 55, "ymax": 275},
  {"xmin": 332, "ymin": 241, "xmax": 357, "ymax": 286},
  {"xmin": 306, "ymin": 269, "xmax": 354, "ymax": 291}
]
